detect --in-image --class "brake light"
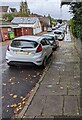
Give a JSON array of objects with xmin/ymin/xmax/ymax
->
[
  {"xmin": 36, "ymin": 44, "xmax": 42, "ymax": 53},
  {"xmin": 7, "ymin": 45, "xmax": 10, "ymax": 51}
]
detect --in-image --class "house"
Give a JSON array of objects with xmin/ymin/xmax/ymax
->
[
  {"xmin": 11, "ymin": 17, "xmax": 42, "ymax": 37},
  {"xmin": 9, "ymin": 8, "xmax": 17, "ymax": 13},
  {"xmin": 0, "ymin": 6, "xmax": 9, "ymax": 21},
  {"xmin": 39, "ymin": 17, "xmax": 50, "ymax": 31},
  {"xmin": 0, "ymin": 6, "xmax": 9, "ymax": 13},
  {"xmin": 30, "ymin": 13, "xmax": 50, "ymax": 31}
]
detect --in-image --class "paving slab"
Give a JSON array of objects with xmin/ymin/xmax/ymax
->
[
  {"xmin": 64, "ymin": 96, "xmax": 79, "ymax": 116},
  {"xmin": 42, "ymin": 95, "xmax": 63, "ymax": 116},
  {"xmin": 23, "ymin": 95, "xmax": 46, "ymax": 118},
  {"xmin": 36, "ymin": 84, "xmax": 67, "ymax": 96}
]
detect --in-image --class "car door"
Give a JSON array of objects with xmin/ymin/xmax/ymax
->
[
  {"xmin": 45, "ymin": 38, "xmax": 52, "ymax": 56},
  {"xmin": 41, "ymin": 38, "xmax": 52, "ymax": 57}
]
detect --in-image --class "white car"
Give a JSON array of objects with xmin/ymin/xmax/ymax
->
[
  {"xmin": 6, "ymin": 35, "xmax": 53, "ymax": 68},
  {"xmin": 42, "ymin": 33, "xmax": 59, "ymax": 50},
  {"xmin": 53, "ymin": 30, "xmax": 65, "ymax": 41}
]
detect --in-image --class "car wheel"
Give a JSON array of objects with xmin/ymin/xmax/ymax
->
[
  {"xmin": 42, "ymin": 57, "xmax": 47, "ymax": 69},
  {"xmin": 7, "ymin": 63, "xmax": 14, "ymax": 67}
]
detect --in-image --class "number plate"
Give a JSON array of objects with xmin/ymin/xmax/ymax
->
[{"xmin": 15, "ymin": 51, "xmax": 29, "ymax": 55}]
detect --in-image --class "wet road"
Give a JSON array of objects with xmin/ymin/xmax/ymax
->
[
  {"xmin": 2, "ymin": 63, "xmax": 44, "ymax": 118},
  {"xmin": 0, "ymin": 42, "xmax": 45, "ymax": 118}
]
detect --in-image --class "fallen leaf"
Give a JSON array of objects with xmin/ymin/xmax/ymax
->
[
  {"xmin": 9, "ymin": 77, "xmax": 15, "ymax": 82},
  {"xmin": 33, "ymin": 75, "xmax": 36, "ymax": 78},
  {"xmin": 10, "ymin": 94, "xmax": 13, "ymax": 96},
  {"xmin": 56, "ymin": 82, "xmax": 59, "ymax": 85},
  {"xmin": 9, "ymin": 78, "xmax": 12, "ymax": 82},
  {"xmin": 6, "ymin": 110, "xmax": 9, "ymax": 112},
  {"xmin": 22, "ymin": 97, "xmax": 26, "ymax": 101},
  {"xmin": 13, "ymin": 95, "xmax": 17, "ymax": 98},
  {"xmin": 37, "ymin": 73, "xmax": 40, "ymax": 76},
  {"xmin": 60, "ymin": 87, "xmax": 64, "ymax": 89},
  {"xmin": 47, "ymin": 85, "xmax": 52, "ymax": 88},
  {"xmin": 3, "ymin": 83, "xmax": 6, "ymax": 86},
  {"xmin": 52, "ymin": 91, "xmax": 55, "ymax": 93},
  {"xmin": 77, "ymin": 112, "xmax": 79, "ymax": 115},
  {"xmin": 7, "ymin": 105, "xmax": 10, "ymax": 108},
  {"xmin": 15, "ymin": 108, "xmax": 20, "ymax": 112},
  {"xmin": 18, "ymin": 103, "xmax": 21, "ymax": 105},
  {"xmin": 11, "ymin": 103, "xmax": 17, "ymax": 107},
  {"xmin": 31, "ymin": 89, "xmax": 34, "ymax": 92},
  {"xmin": 11, "ymin": 82, "xmax": 15, "ymax": 85},
  {"xmin": 22, "ymin": 101, "xmax": 26, "ymax": 104},
  {"xmin": 0, "ymin": 96, "xmax": 4, "ymax": 99},
  {"xmin": 18, "ymin": 107, "xmax": 22, "ymax": 110},
  {"xmin": 20, "ymin": 96, "xmax": 23, "ymax": 99},
  {"xmin": 74, "ymin": 76, "xmax": 77, "ymax": 78}
]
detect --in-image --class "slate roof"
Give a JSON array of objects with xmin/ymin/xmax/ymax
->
[
  {"xmin": 11, "ymin": 17, "xmax": 40, "ymax": 24},
  {"xmin": 10, "ymin": 8, "xmax": 17, "ymax": 13}
]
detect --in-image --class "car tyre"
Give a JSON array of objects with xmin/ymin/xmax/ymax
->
[
  {"xmin": 7, "ymin": 63, "xmax": 14, "ymax": 67},
  {"xmin": 42, "ymin": 57, "xmax": 47, "ymax": 69}
]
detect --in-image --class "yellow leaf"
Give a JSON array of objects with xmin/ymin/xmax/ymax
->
[
  {"xmin": 22, "ymin": 101, "xmax": 26, "ymax": 104},
  {"xmin": 20, "ymin": 96, "xmax": 23, "ymax": 99},
  {"xmin": 22, "ymin": 97, "xmax": 26, "ymax": 101},
  {"xmin": 13, "ymin": 95, "xmax": 17, "ymax": 98},
  {"xmin": 11, "ymin": 103, "xmax": 17, "ymax": 107},
  {"xmin": 18, "ymin": 103, "xmax": 21, "ymax": 105}
]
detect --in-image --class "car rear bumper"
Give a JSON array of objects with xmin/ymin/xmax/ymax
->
[{"xmin": 6, "ymin": 54, "xmax": 43, "ymax": 66}]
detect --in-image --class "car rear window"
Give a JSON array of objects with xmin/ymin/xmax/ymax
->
[
  {"xmin": 54, "ymin": 32, "xmax": 62, "ymax": 34},
  {"xmin": 43, "ymin": 36, "xmax": 54, "ymax": 40},
  {"xmin": 11, "ymin": 40, "xmax": 38, "ymax": 48}
]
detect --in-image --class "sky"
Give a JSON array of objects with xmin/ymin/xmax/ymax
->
[{"xmin": 0, "ymin": 0, "xmax": 73, "ymax": 20}]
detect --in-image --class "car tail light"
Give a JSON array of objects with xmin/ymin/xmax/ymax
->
[
  {"xmin": 36, "ymin": 44, "xmax": 42, "ymax": 53},
  {"xmin": 7, "ymin": 45, "xmax": 10, "ymax": 51}
]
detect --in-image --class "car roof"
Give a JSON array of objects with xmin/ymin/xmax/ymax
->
[
  {"xmin": 42, "ymin": 33, "xmax": 55, "ymax": 37},
  {"xmin": 14, "ymin": 35, "xmax": 45, "ymax": 42}
]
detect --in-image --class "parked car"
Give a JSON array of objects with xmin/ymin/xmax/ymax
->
[
  {"xmin": 57, "ymin": 27, "xmax": 65, "ymax": 34},
  {"xmin": 6, "ymin": 35, "xmax": 53, "ymax": 68},
  {"xmin": 53, "ymin": 30, "xmax": 65, "ymax": 41},
  {"xmin": 47, "ymin": 27, "xmax": 52, "ymax": 32},
  {"xmin": 42, "ymin": 33, "xmax": 59, "ymax": 50}
]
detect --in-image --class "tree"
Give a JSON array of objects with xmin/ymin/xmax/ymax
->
[
  {"xmin": 17, "ymin": 0, "xmax": 30, "ymax": 17},
  {"xmin": 47, "ymin": 14, "xmax": 56, "ymax": 26},
  {"xmin": 69, "ymin": 2, "xmax": 82, "ymax": 40},
  {"xmin": 2, "ymin": 13, "xmax": 14, "ymax": 22}
]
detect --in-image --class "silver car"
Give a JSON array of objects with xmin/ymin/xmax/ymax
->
[
  {"xmin": 6, "ymin": 35, "xmax": 53, "ymax": 68},
  {"xmin": 42, "ymin": 33, "xmax": 59, "ymax": 50}
]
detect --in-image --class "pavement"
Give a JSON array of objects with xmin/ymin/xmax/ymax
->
[{"xmin": 16, "ymin": 29, "xmax": 81, "ymax": 119}]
